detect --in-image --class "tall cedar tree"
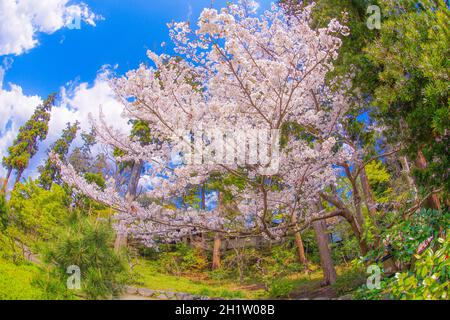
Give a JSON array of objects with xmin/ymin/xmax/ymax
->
[{"xmin": 2, "ymin": 94, "xmax": 55, "ymax": 191}]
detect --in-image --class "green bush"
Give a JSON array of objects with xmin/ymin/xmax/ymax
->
[
  {"xmin": 156, "ymin": 243, "xmax": 208, "ymax": 275},
  {"xmin": 268, "ymin": 278, "xmax": 295, "ymax": 298},
  {"xmin": 356, "ymin": 233, "xmax": 449, "ymax": 300},
  {"xmin": 8, "ymin": 181, "xmax": 70, "ymax": 242},
  {"xmin": 332, "ymin": 267, "xmax": 367, "ymax": 296},
  {"xmin": 43, "ymin": 216, "xmax": 129, "ymax": 300},
  {"xmin": 390, "ymin": 235, "xmax": 449, "ymax": 300}
]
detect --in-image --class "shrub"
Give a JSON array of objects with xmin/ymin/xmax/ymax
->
[
  {"xmin": 332, "ymin": 267, "xmax": 367, "ymax": 296},
  {"xmin": 8, "ymin": 181, "xmax": 70, "ymax": 242},
  {"xmin": 268, "ymin": 278, "xmax": 295, "ymax": 298},
  {"xmin": 156, "ymin": 243, "xmax": 208, "ymax": 275},
  {"xmin": 43, "ymin": 217, "xmax": 129, "ymax": 300}
]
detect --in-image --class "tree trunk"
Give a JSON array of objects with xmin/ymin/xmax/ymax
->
[
  {"xmin": 415, "ymin": 149, "xmax": 441, "ymax": 210},
  {"xmin": 1, "ymin": 167, "xmax": 12, "ymax": 193},
  {"xmin": 126, "ymin": 160, "xmax": 143, "ymax": 202},
  {"xmin": 399, "ymin": 156, "xmax": 418, "ymax": 200},
  {"xmin": 360, "ymin": 166, "xmax": 377, "ymax": 217},
  {"xmin": 114, "ymin": 160, "xmax": 143, "ymax": 253},
  {"xmin": 114, "ymin": 231, "xmax": 128, "ymax": 252},
  {"xmin": 212, "ymin": 191, "xmax": 222, "ymax": 270},
  {"xmin": 13, "ymin": 168, "xmax": 24, "ymax": 188},
  {"xmin": 200, "ymin": 183, "xmax": 206, "ymax": 246},
  {"xmin": 291, "ymin": 213, "xmax": 308, "ymax": 265},
  {"xmin": 312, "ymin": 219, "xmax": 337, "ymax": 286},
  {"xmin": 212, "ymin": 233, "xmax": 222, "ymax": 270}
]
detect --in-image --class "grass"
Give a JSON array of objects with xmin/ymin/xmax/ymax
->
[
  {"xmin": 0, "ymin": 259, "xmax": 44, "ymax": 300},
  {"xmin": 131, "ymin": 259, "xmax": 267, "ymax": 299}
]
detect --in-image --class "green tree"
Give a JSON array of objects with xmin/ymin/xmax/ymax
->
[
  {"xmin": 2, "ymin": 94, "xmax": 55, "ymax": 191},
  {"xmin": 366, "ymin": 0, "xmax": 449, "ymax": 206},
  {"xmin": 38, "ymin": 121, "xmax": 80, "ymax": 190}
]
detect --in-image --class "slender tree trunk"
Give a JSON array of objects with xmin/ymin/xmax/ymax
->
[
  {"xmin": 415, "ymin": 149, "xmax": 441, "ymax": 210},
  {"xmin": 312, "ymin": 219, "xmax": 337, "ymax": 286},
  {"xmin": 212, "ymin": 191, "xmax": 222, "ymax": 270},
  {"xmin": 291, "ymin": 213, "xmax": 308, "ymax": 265},
  {"xmin": 399, "ymin": 156, "xmax": 418, "ymax": 199},
  {"xmin": 212, "ymin": 233, "xmax": 222, "ymax": 270},
  {"xmin": 200, "ymin": 183, "xmax": 206, "ymax": 246},
  {"xmin": 13, "ymin": 168, "xmax": 24, "ymax": 188},
  {"xmin": 1, "ymin": 167, "xmax": 12, "ymax": 193},
  {"xmin": 360, "ymin": 167, "xmax": 377, "ymax": 217},
  {"xmin": 345, "ymin": 214, "xmax": 369, "ymax": 256},
  {"xmin": 114, "ymin": 160, "xmax": 143, "ymax": 252}
]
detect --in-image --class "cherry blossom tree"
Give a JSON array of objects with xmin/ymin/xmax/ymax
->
[{"xmin": 54, "ymin": 2, "xmax": 351, "ymax": 263}]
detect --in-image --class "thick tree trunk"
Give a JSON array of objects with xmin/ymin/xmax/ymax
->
[
  {"xmin": 415, "ymin": 149, "xmax": 441, "ymax": 210},
  {"xmin": 126, "ymin": 160, "xmax": 143, "ymax": 202},
  {"xmin": 114, "ymin": 160, "xmax": 143, "ymax": 252},
  {"xmin": 212, "ymin": 233, "xmax": 222, "ymax": 270},
  {"xmin": 291, "ymin": 213, "xmax": 308, "ymax": 265},
  {"xmin": 312, "ymin": 219, "xmax": 337, "ymax": 286},
  {"xmin": 1, "ymin": 167, "xmax": 12, "ymax": 193}
]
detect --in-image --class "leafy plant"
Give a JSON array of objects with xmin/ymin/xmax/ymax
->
[{"xmin": 42, "ymin": 216, "xmax": 129, "ymax": 300}]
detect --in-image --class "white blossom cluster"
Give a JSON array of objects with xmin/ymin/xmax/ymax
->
[{"xmin": 55, "ymin": 2, "xmax": 352, "ymax": 246}]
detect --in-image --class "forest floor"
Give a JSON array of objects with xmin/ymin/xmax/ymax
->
[{"xmin": 128, "ymin": 259, "xmax": 355, "ymax": 300}]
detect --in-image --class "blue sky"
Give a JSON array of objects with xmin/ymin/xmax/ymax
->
[
  {"xmin": 3, "ymin": 0, "xmax": 271, "ymax": 98},
  {"xmin": 0, "ymin": 0, "xmax": 271, "ymax": 186}
]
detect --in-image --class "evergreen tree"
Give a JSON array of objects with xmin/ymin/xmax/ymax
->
[
  {"xmin": 38, "ymin": 121, "xmax": 80, "ymax": 190},
  {"xmin": 2, "ymin": 94, "xmax": 55, "ymax": 191},
  {"xmin": 365, "ymin": 0, "xmax": 449, "ymax": 206}
]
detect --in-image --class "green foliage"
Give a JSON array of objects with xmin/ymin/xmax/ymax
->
[
  {"xmin": 366, "ymin": 0, "xmax": 450, "ymax": 194},
  {"xmin": 330, "ymin": 222, "xmax": 361, "ymax": 264},
  {"xmin": 356, "ymin": 233, "xmax": 449, "ymax": 300},
  {"xmin": 332, "ymin": 267, "xmax": 366, "ymax": 296},
  {"xmin": 0, "ymin": 260, "xmax": 45, "ymax": 300},
  {"xmin": 382, "ymin": 209, "xmax": 449, "ymax": 265},
  {"xmin": 8, "ymin": 180, "xmax": 71, "ymax": 242},
  {"xmin": 365, "ymin": 160, "xmax": 392, "ymax": 203},
  {"xmin": 133, "ymin": 259, "xmax": 263, "ymax": 299},
  {"xmin": 218, "ymin": 242, "xmax": 303, "ymax": 293},
  {"xmin": 0, "ymin": 193, "xmax": 8, "ymax": 231},
  {"xmin": 268, "ymin": 278, "xmax": 295, "ymax": 298},
  {"xmin": 390, "ymin": 235, "xmax": 449, "ymax": 300},
  {"xmin": 155, "ymin": 243, "xmax": 208, "ymax": 275},
  {"xmin": 0, "ymin": 259, "xmax": 71, "ymax": 300},
  {"xmin": 2, "ymin": 94, "xmax": 55, "ymax": 187},
  {"xmin": 42, "ymin": 216, "xmax": 129, "ymax": 300}
]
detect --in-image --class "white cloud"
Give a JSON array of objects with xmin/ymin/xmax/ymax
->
[
  {"xmin": 0, "ymin": 70, "xmax": 128, "ymax": 181},
  {"xmin": 0, "ymin": 83, "xmax": 42, "ymax": 177},
  {"xmin": 0, "ymin": 57, "xmax": 14, "ymax": 88},
  {"xmin": 0, "ymin": 0, "xmax": 103, "ymax": 56}
]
